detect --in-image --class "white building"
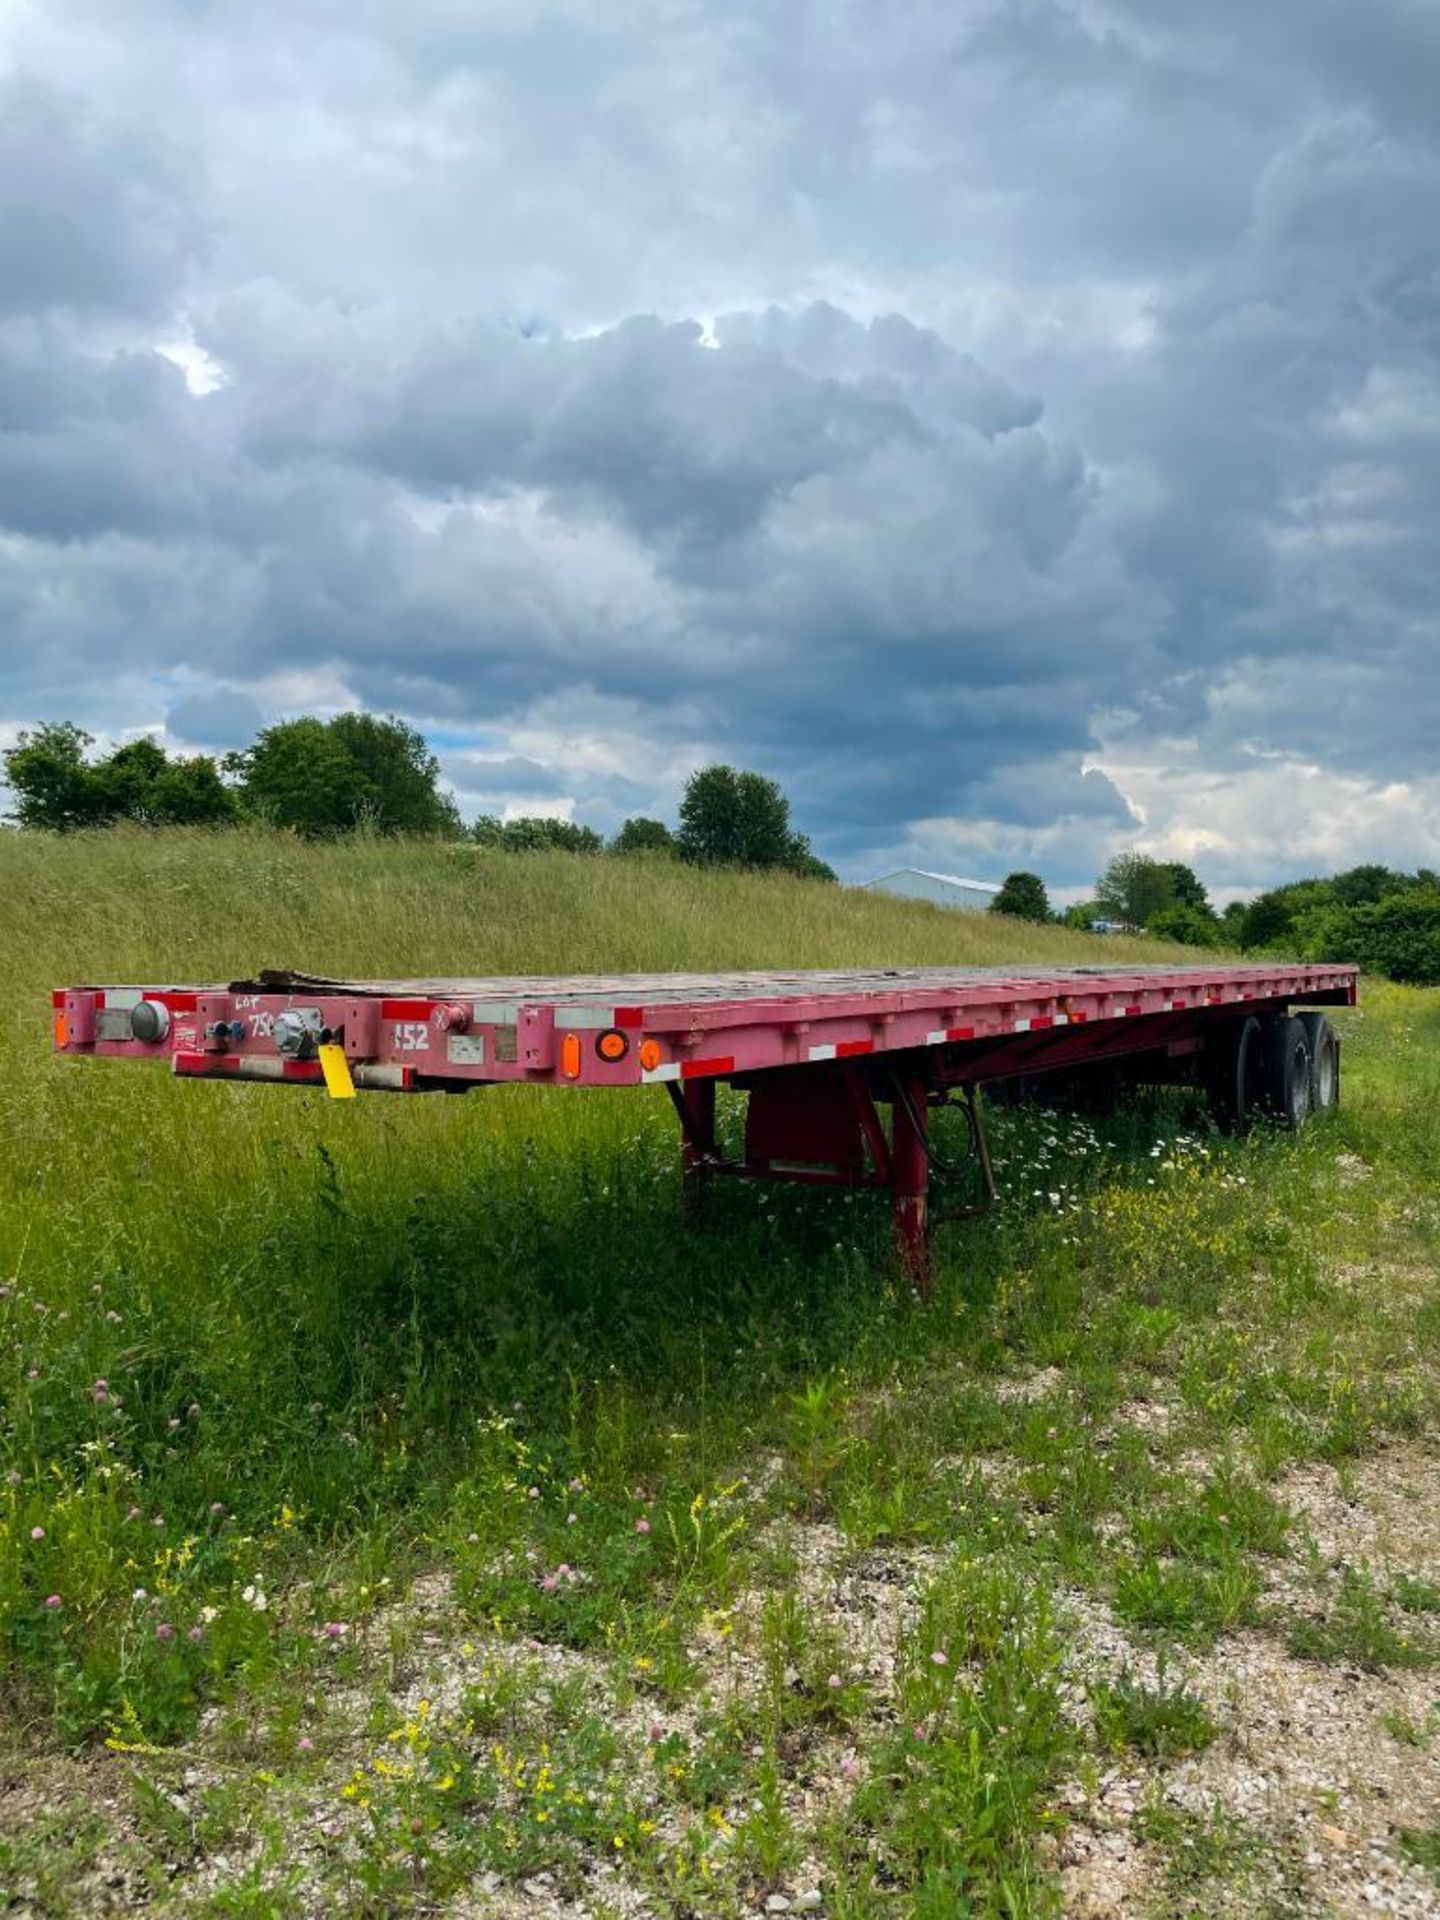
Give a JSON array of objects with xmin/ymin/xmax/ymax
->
[{"xmin": 863, "ymin": 868, "xmax": 1002, "ymax": 912}]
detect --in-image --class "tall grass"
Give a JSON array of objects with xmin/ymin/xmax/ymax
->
[
  {"xmin": 3, "ymin": 833, "xmax": 1430, "ymax": 1707},
  {"xmin": 4, "ymin": 831, "xmax": 1439, "ymax": 1915},
  {"xmin": 0, "ymin": 830, "xmax": 1184, "ymax": 1728},
  {"xmin": 0, "ymin": 823, "xmax": 1178, "ymax": 982}
]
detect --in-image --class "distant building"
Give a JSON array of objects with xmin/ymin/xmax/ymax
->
[{"xmin": 864, "ymin": 868, "xmax": 1002, "ymax": 912}]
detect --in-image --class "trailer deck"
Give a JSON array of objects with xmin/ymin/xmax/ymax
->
[{"xmin": 51, "ymin": 960, "xmax": 1358, "ymax": 1289}]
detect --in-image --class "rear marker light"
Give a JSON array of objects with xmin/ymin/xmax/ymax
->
[
  {"xmin": 130, "ymin": 1000, "xmax": 171, "ymax": 1044},
  {"xmin": 54, "ymin": 1013, "xmax": 68, "ymax": 1049},
  {"xmin": 560, "ymin": 1033, "xmax": 582, "ymax": 1079},
  {"xmin": 638, "ymin": 1039, "xmax": 662, "ymax": 1072},
  {"xmin": 596, "ymin": 1028, "xmax": 629, "ymax": 1062}
]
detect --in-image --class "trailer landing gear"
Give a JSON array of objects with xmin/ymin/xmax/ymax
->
[{"xmin": 666, "ymin": 1061, "xmax": 997, "ymax": 1298}]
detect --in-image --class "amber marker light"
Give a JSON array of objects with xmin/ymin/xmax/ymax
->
[
  {"xmin": 53, "ymin": 1013, "xmax": 68, "ymax": 1050},
  {"xmin": 596, "ymin": 1028, "xmax": 629, "ymax": 1063},
  {"xmin": 560, "ymin": 1033, "xmax": 582, "ymax": 1079},
  {"xmin": 638, "ymin": 1038, "xmax": 662, "ymax": 1072}
]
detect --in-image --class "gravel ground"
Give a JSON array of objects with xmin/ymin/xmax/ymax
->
[{"xmin": 4, "ymin": 1444, "xmax": 1437, "ymax": 1917}]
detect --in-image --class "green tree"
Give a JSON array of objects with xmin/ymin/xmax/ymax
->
[
  {"xmin": 2, "ymin": 723, "xmax": 106, "ymax": 830},
  {"xmin": 990, "ymin": 870, "xmax": 1050, "ymax": 922},
  {"xmin": 326, "ymin": 712, "xmax": 461, "ymax": 837},
  {"xmin": 677, "ymin": 765, "xmax": 794, "ymax": 868},
  {"xmin": 1239, "ymin": 878, "xmax": 1335, "ymax": 951},
  {"xmin": 3, "ymin": 724, "xmax": 236, "ymax": 830},
  {"xmin": 610, "ymin": 816, "xmax": 677, "ymax": 857},
  {"xmin": 227, "ymin": 719, "xmax": 369, "ymax": 836},
  {"xmin": 144, "ymin": 754, "xmax": 237, "ymax": 825},
  {"xmin": 1330, "ymin": 864, "xmax": 1413, "ymax": 908},
  {"xmin": 1240, "ymin": 887, "xmax": 1298, "ymax": 949},
  {"xmin": 1148, "ymin": 902, "xmax": 1223, "ymax": 947},
  {"xmin": 1095, "ymin": 852, "xmax": 1175, "ymax": 929},
  {"xmin": 470, "ymin": 814, "xmax": 603, "ymax": 852},
  {"xmin": 781, "ymin": 832, "xmax": 838, "ymax": 883},
  {"xmin": 228, "ymin": 714, "xmax": 458, "ymax": 838},
  {"xmin": 1061, "ymin": 899, "xmax": 1102, "ymax": 931},
  {"xmin": 1319, "ymin": 887, "xmax": 1440, "ymax": 986},
  {"xmin": 494, "ymin": 816, "xmax": 602, "ymax": 854},
  {"xmin": 92, "ymin": 737, "xmax": 170, "ymax": 819},
  {"xmin": 1161, "ymin": 862, "xmax": 1210, "ymax": 912}
]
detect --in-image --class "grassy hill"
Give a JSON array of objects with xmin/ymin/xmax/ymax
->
[
  {"xmin": 0, "ymin": 824, "xmax": 1180, "ymax": 985},
  {"xmin": 2, "ymin": 828, "xmax": 1437, "ymax": 1917}
]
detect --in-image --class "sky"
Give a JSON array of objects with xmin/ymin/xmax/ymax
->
[{"xmin": 1, "ymin": 0, "xmax": 1437, "ymax": 896}]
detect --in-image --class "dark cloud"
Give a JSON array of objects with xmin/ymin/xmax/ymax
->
[
  {"xmin": 0, "ymin": 1, "xmax": 1437, "ymax": 887},
  {"xmin": 0, "ymin": 73, "xmax": 204, "ymax": 318}
]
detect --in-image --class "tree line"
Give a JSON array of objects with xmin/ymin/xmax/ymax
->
[
  {"xmin": 1, "ymin": 719, "xmax": 836, "ymax": 880},
  {"xmin": 990, "ymin": 853, "xmax": 1440, "ymax": 986}
]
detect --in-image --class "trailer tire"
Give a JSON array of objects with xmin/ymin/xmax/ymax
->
[
  {"xmin": 1295, "ymin": 1012, "xmax": 1340, "ymax": 1112},
  {"xmin": 1262, "ymin": 1015, "xmax": 1313, "ymax": 1128},
  {"xmin": 1205, "ymin": 1015, "xmax": 1263, "ymax": 1132}
]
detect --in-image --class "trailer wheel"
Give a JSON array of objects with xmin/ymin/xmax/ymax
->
[
  {"xmin": 1295, "ymin": 1012, "xmax": 1340, "ymax": 1112},
  {"xmin": 1262, "ymin": 1015, "xmax": 1313, "ymax": 1128},
  {"xmin": 1205, "ymin": 1015, "xmax": 1263, "ymax": 1132}
]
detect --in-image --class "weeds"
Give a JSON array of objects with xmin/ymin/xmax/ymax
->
[
  {"xmin": 1397, "ymin": 1826, "xmax": 1440, "ymax": 1880},
  {"xmin": 1089, "ymin": 1654, "xmax": 1218, "ymax": 1759},
  {"xmin": 1286, "ymin": 1565, "xmax": 1439, "ymax": 1671}
]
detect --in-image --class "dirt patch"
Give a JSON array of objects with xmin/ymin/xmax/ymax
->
[
  {"xmin": 1280, "ymin": 1442, "xmax": 1440, "ymax": 1580},
  {"xmin": 993, "ymin": 1365, "xmax": 1067, "ymax": 1404}
]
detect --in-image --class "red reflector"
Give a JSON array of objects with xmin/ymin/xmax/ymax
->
[
  {"xmin": 282, "ymin": 1060, "xmax": 323, "ymax": 1081},
  {"xmin": 1029, "ymin": 1016, "xmax": 1054, "ymax": 1031},
  {"xmin": 380, "ymin": 998, "xmax": 432, "ymax": 1020},
  {"xmin": 681, "ymin": 1055, "xmax": 734, "ymax": 1080},
  {"xmin": 51, "ymin": 988, "xmax": 66, "ymax": 1009},
  {"xmin": 836, "ymin": 1039, "xmax": 873, "ymax": 1058},
  {"xmin": 947, "ymin": 1025, "xmax": 975, "ymax": 1042},
  {"xmin": 157, "ymin": 992, "xmax": 199, "ymax": 1013},
  {"xmin": 612, "ymin": 1006, "xmax": 645, "ymax": 1029}
]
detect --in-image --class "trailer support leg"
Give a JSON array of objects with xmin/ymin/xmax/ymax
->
[
  {"xmin": 674, "ymin": 1079, "xmax": 717, "ymax": 1218},
  {"xmin": 890, "ymin": 1066, "xmax": 932, "ymax": 1296}
]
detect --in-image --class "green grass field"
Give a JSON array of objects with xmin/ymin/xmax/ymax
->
[{"xmin": 2, "ymin": 829, "xmax": 1438, "ymax": 1917}]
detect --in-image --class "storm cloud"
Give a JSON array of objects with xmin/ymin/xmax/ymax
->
[{"xmin": 1, "ymin": 0, "xmax": 1437, "ymax": 891}]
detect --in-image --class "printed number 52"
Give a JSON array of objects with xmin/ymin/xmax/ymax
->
[{"xmin": 394, "ymin": 1022, "xmax": 429, "ymax": 1051}]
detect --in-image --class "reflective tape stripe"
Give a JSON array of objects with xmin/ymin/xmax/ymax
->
[
  {"xmin": 681, "ymin": 1055, "xmax": 734, "ymax": 1079},
  {"xmin": 642, "ymin": 1062, "xmax": 682, "ymax": 1084},
  {"xmin": 808, "ymin": 1043, "xmax": 837, "ymax": 1061}
]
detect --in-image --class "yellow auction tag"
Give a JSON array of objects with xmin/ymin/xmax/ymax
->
[{"xmin": 317, "ymin": 1042, "xmax": 357, "ymax": 1100}]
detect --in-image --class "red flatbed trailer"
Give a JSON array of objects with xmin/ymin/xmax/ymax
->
[{"xmin": 51, "ymin": 960, "xmax": 1356, "ymax": 1290}]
